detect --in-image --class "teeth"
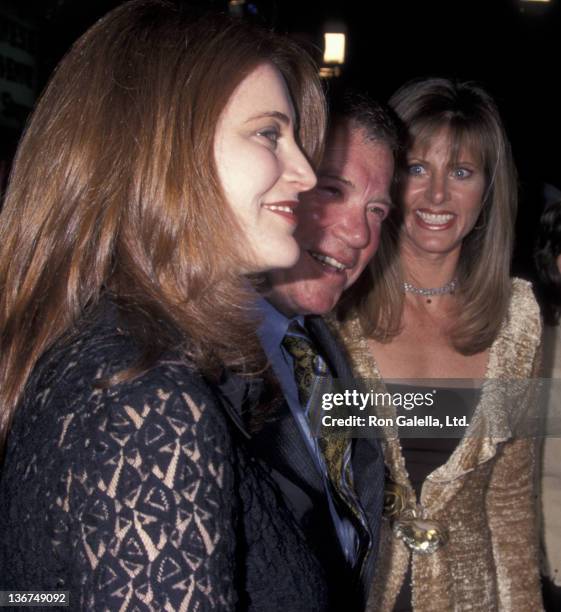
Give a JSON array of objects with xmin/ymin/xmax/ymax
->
[
  {"xmin": 310, "ymin": 251, "xmax": 347, "ymax": 271},
  {"xmin": 416, "ymin": 211, "xmax": 454, "ymax": 225},
  {"xmin": 266, "ymin": 205, "xmax": 294, "ymax": 214}
]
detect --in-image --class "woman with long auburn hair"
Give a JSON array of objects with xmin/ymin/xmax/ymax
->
[
  {"xmin": 0, "ymin": 1, "xmax": 328, "ymax": 609},
  {"xmin": 332, "ymin": 78, "xmax": 543, "ymax": 610}
]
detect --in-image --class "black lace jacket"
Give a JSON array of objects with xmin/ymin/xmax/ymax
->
[{"xmin": 0, "ymin": 305, "xmax": 328, "ymax": 611}]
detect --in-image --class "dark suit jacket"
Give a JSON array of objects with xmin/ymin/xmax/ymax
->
[{"xmin": 216, "ymin": 316, "xmax": 385, "ymax": 611}]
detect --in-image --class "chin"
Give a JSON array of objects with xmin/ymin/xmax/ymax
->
[
  {"xmin": 420, "ymin": 242, "xmax": 459, "ymax": 256},
  {"xmin": 257, "ymin": 240, "xmax": 300, "ymax": 272},
  {"xmin": 276, "ymin": 238, "xmax": 300, "ymax": 268},
  {"xmin": 405, "ymin": 231, "xmax": 462, "ymax": 255},
  {"xmin": 298, "ymin": 289, "xmax": 340, "ymax": 316}
]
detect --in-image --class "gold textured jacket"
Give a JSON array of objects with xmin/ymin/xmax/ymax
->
[{"xmin": 330, "ymin": 278, "xmax": 544, "ymax": 612}]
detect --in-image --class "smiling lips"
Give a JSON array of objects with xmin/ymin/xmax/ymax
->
[
  {"xmin": 415, "ymin": 209, "xmax": 456, "ymax": 229},
  {"xmin": 309, "ymin": 250, "xmax": 350, "ymax": 273},
  {"xmin": 262, "ymin": 201, "xmax": 298, "ymax": 224}
]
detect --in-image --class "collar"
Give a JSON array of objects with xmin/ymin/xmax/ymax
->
[{"xmin": 256, "ymin": 296, "xmax": 304, "ymax": 359}]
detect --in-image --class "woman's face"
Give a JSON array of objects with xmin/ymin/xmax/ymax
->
[
  {"xmin": 214, "ymin": 62, "xmax": 317, "ymax": 272},
  {"xmin": 400, "ymin": 127, "xmax": 486, "ymax": 260}
]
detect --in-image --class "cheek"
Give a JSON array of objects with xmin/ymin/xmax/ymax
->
[
  {"xmin": 303, "ymin": 199, "xmax": 332, "ymax": 224},
  {"xmin": 367, "ymin": 221, "xmax": 383, "ymax": 252},
  {"xmin": 258, "ymin": 155, "xmax": 282, "ymax": 191},
  {"xmin": 462, "ymin": 190, "xmax": 485, "ymax": 223},
  {"xmin": 220, "ymin": 172, "xmax": 253, "ymax": 221},
  {"xmin": 220, "ymin": 140, "xmax": 281, "ymax": 204},
  {"xmin": 294, "ymin": 204, "xmax": 326, "ymax": 243},
  {"xmin": 402, "ymin": 185, "xmax": 420, "ymax": 213}
]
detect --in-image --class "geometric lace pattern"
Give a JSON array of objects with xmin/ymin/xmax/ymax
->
[{"xmin": 0, "ymin": 307, "xmax": 328, "ymax": 611}]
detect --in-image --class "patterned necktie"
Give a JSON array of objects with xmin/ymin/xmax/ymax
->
[
  {"xmin": 282, "ymin": 321, "xmax": 365, "ymax": 531},
  {"xmin": 281, "ymin": 321, "xmax": 331, "ymax": 426}
]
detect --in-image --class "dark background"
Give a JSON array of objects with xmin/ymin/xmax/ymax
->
[{"xmin": 1, "ymin": 0, "xmax": 560, "ymax": 274}]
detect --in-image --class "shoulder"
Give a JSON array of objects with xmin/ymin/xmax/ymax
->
[
  {"xmin": 505, "ymin": 278, "xmax": 542, "ymax": 346},
  {"xmin": 14, "ymin": 302, "xmax": 236, "ymax": 479},
  {"xmin": 487, "ymin": 278, "xmax": 542, "ymax": 378},
  {"xmin": 509, "ymin": 278, "xmax": 541, "ymax": 325},
  {"xmin": 322, "ymin": 312, "xmax": 378, "ymax": 381},
  {"xmin": 322, "ymin": 311, "xmax": 362, "ymax": 347},
  {"xmin": 63, "ymin": 351, "xmax": 233, "ymax": 466},
  {"xmin": 32, "ymin": 299, "xmax": 220, "ymax": 408},
  {"xmin": 1, "ymin": 307, "xmax": 242, "ymax": 604}
]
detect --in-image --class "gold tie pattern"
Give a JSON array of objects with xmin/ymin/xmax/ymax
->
[
  {"xmin": 281, "ymin": 321, "xmax": 329, "ymax": 414},
  {"xmin": 282, "ymin": 322, "xmax": 367, "ymax": 540}
]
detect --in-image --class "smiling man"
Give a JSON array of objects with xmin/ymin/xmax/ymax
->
[
  {"xmin": 252, "ymin": 93, "xmax": 401, "ymax": 610},
  {"xmin": 267, "ymin": 106, "xmax": 396, "ymax": 316}
]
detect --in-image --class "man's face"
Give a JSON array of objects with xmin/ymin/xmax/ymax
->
[{"xmin": 267, "ymin": 123, "xmax": 394, "ymax": 316}]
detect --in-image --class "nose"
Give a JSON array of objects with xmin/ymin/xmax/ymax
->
[
  {"xmin": 334, "ymin": 205, "xmax": 371, "ymax": 249},
  {"xmin": 426, "ymin": 171, "xmax": 448, "ymax": 205},
  {"xmin": 285, "ymin": 144, "xmax": 317, "ymax": 193}
]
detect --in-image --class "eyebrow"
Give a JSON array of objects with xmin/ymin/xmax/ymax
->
[
  {"xmin": 408, "ymin": 153, "xmax": 479, "ymax": 166},
  {"xmin": 321, "ymin": 173, "xmax": 355, "ymax": 189},
  {"xmin": 244, "ymin": 111, "xmax": 291, "ymax": 125},
  {"xmin": 321, "ymin": 172, "xmax": 393, "ymax": 207}
]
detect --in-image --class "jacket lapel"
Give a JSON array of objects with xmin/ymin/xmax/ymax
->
[
  {"xmin": 307, "ymin": 315, "xmax": 356, "ymax": 383},
  {"xmin": 214, "ymin": 368, "xmax": 256, "ymax": 439},
  {"xmin": 250, "ymin": 399, "xmax": 326, "ymax": 504},
  {"xmin": 216, "ymin": 365, "xmax": 327, "ymax": 517}
]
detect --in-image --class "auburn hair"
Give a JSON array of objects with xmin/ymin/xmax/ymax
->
[
  {"xmin": 0, "ymin": 0, "xmax": 326, "ymax": 449},
  {"xmin": 344, "ymin": 78, "xmax": 517, "ymax": 355}
]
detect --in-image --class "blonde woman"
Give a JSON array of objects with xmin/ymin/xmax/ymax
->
[{"xmin": 334, "ymin": 78, "xmax": 542, "ymax": 611}]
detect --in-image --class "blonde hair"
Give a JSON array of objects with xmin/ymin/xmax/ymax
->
[
  {"xmin": 342, "ymin": 78, "xmax": 517, "ymax": 355},
  {"xmin": 0, "ymin": 0, "xmax": 326, "ymax": 450}
]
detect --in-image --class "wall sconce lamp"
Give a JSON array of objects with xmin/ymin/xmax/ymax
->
[{"xmin": 320, "ymin": 23, "xmax": 347, "ymax": 78}]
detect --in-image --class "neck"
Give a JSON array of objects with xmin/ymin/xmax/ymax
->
[
  {"xmin": 400, "ymin": 243, "xmax": 460, "ymax": 288},
  {"xmin": 261, "ymin": 290, "xmax": 298, "ymax": 319}
]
